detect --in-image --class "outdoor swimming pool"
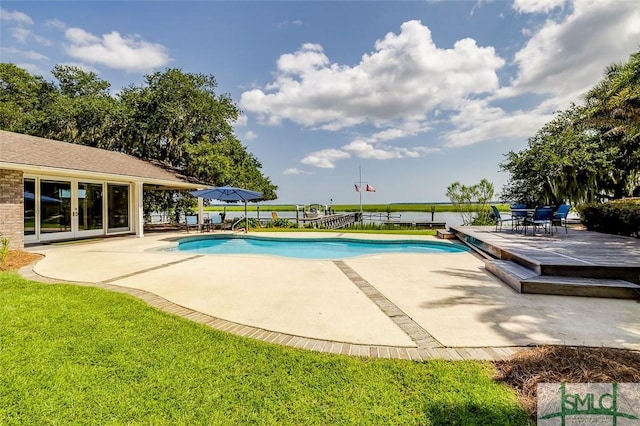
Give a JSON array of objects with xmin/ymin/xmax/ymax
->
[{"xmin": 171, "ymin": 236, "xmax": 468, "ymax": 259}]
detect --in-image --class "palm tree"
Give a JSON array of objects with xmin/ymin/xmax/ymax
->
[{"xmin": 583, "ymin": 50, "xmax": 640, "ymax": 198}]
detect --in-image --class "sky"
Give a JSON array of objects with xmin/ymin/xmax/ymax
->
[{"xmin": 1, "ymin": 1, "xmax": 639, "ymax": 204}]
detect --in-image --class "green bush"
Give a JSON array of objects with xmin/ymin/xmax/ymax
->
[
  {"xmin": 265, "ymin": 218, "xmax": 296, "ymax": 228},
  {"xmin": 0, "ymin": 236, "xmax": 10, "ymax": 265},
  {"xmin": 576, "ymin": 200, "xmax": 640, "ymax": 237}
]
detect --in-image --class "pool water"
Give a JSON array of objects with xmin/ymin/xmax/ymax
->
[{"xmin": 173, "ymin": 236, "xmax": 467, "ymax": 259}]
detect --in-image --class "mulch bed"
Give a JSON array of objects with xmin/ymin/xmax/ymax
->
[
  {"xmin": 493, "ymin": 345, "xmax": 640, "ymax": 417},
  {"xmin": 0, "ymin": 250, "xmax": 43, "ymax": 271}
]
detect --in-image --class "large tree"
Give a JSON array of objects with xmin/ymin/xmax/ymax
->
[
  {"xmin": 118, "ymin": 68, "xmax": 276, "ymax": 197},
  {"xmin": 0, "ymin": 63, "xmax": 56, "ymax": 132},
  {"xmin": 583, "ymin": 51, "xmax": 640, "ymax": 198},
  {"xmin": 35, "ymin": 65, "xmax": 124, "ymax": 149},
  {"xmin": 0, "ymin": 64, "xmax": 277, "ymax": 200},
  {"xmin": 501, "ymin": 105, "xmax": 614, "ymax": 205},
  {"xmin": 501, "ymin": 50, "xmax": 640, "ymax": 205}
]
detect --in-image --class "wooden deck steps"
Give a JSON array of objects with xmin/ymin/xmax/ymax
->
[
  {"xmin": 484, "ymin": 259, "xmax": 640, "ymax": 299},
  {"xmin": 436, "ymin": 229, "xmax": 456, "ymax": 239}
]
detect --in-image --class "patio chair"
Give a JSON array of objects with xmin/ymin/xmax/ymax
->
[
  {"xmin": 182, "ymin": 215, "xmax": 199, "ymax": 233},
  {"xmin": 552, "ymin": 204, "xmax": 571, "ymax": 233},
  {"xmin": 491, "ymin": 205, "xmax": 514, "ymax": 232},
  {"xmin": 510, "ymin": 204, "xmax": 528, "ymax": 232},
  {"xmin": 523, "ymin": 207, "xmax": 554, "ymax": 235}
]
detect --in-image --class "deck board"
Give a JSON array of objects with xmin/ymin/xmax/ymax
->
[{"xmin": 451, "ymin": 225, "xmax": 640, "ymax": 293}]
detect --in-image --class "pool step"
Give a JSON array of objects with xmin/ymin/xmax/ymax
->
[{"xmin": 484, "ymin": 259, "xmax": 640, "ymax": 299}]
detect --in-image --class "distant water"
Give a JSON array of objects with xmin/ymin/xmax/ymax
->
[
  {"xmin": 221, "ymin": 211, "xmax": 465, "ymax": 227},
  {"xmin": 150, "ymin": 210, "xmax": 466, "ymax": 227}
]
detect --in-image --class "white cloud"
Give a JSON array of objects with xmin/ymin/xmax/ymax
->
[
  {"xmin": 244, "ymin": 130, "xmax": 258, "ymax": 140},
  {"xmin": 15, "ymin": 63, "xmax": 45, "ymax": 76},
  {"xmin": 444, "ymin": 100, "xmax": 553, "ymax": 147},
  {"xmin": 45, "ymin": 19, "xmax": 66, "ymax": 29},
  {"xmin": 10, "ymin": 27, "xmax": 31, "ymax": 43},
  {"xmin": 0, "ymin": 8, "xmax": 33, "ymax": 25},
  {"xmin": 502, "ymin": 0, "xmax": 640, "ymax": 102},
  {"xmin": 65, "ymin": 27, "xmax": 100, "ymax": 45},
  {"xmin": 235, "ymin": 115, "xmax": 248, "ymax": 126},
  {"xmin": 301, "ymin": 149, "xmax": 351, "ymax": 168},
  {"xmin": 342, "ymin": 140, "xmax": 404, "ymax": 160},
  {"xmin": 246, "ymin": 2, "xmax": 640, "ymax": 163},
  {"xmin": 241, "ymin": 20, "xmax": 504, "ymax": 132},
  {"xmin": 34, "ymin": 35, "xmax": 52, "ymax": 46},
  {"xmin": 512, "ymin": 0, "xmax": 568, "ymax": 13},
  {"xmin": 1, "ymin": 10, "xmax": 52, "ymax": 45},
  {"xmin": 342, "ymin": 140, "xmax": 438, "ymax": 160},
  {"xmin": 283, "ymin": 168, "xmax": 312, "ymax": 175},
  {"xmin": 64, "ymin": 28, "xmax": 171, "ymax": 72},
  {"xmin": 1, "ymin": 47, "xmax": 48, "ymax": 61}
]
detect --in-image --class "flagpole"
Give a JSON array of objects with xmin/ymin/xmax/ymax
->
[{"xmin": 359, "ymin": 165, "xmax": 363, "ymax": 216}]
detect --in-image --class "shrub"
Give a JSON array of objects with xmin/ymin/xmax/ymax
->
[
  {"xmin": 576, "ymin": 200, "xmax": 640, "ymax": 237},
  {"xmin": 264, "ymin": 218, "xmax": 296, "ymax": 228},
  {"xmin": 0, "ymin": 236, "xmax": 9, "ymax": 265}
]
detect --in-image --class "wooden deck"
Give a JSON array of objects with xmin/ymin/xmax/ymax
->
[{"xmin": 450, "ymin": 225, "xmax": 640, "ymax": 299}]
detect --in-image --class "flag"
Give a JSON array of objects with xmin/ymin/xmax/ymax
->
[
  {"xmin": 355, "ymin": 184, "xmax": 361, "ymax": 192},
  {"xmin": 366, "ymin": 184, "xmax": 376, "ymax": 192}
]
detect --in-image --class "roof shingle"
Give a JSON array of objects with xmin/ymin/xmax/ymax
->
[{"xmin": 0, "ymin": 130, "xmax": 197, "ymax": 184}]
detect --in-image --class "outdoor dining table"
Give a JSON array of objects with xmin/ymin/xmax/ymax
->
[
  {"xmin": 510, "ymin": 208, "xmax": 535, "ymax": 233},
  {"xmin": 512, "ymin": 207, "xmax": 557, "ymax": 235}
]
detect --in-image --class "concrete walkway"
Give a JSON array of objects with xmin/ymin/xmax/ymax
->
[{"xmin": 21, "ymin": 232, "xmax": 640, "ymax": 360}]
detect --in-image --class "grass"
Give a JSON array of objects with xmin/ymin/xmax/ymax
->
[{"xmin": 0, "ymin": 272, "xmax": 530, "ymax": 425}]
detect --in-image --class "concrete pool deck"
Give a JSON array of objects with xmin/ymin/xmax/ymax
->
[{"xmin": 21, "ymin": 232, "xmax": 640, "ymax": 360}]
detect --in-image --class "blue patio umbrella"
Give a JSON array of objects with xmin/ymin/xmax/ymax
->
[{"xmin": 189, "ymin": 186, "xmax": 263, "ymax": 232}]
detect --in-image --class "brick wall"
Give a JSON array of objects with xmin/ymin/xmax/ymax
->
[{"xmin": 0, "ymin": 169, "xmax": 24, "ymax": 249}]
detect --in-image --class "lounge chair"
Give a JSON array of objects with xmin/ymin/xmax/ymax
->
[
  {"xmin": 552, "ymin": 204, "xmax": 571, "ymax": 233},
  {"xmin": 523, "ymin": 207, "xmax": 554, "ymax": 235},
  {"xmin": 491, "ymin": 205, "xmax": 515, "ymax": 232}
]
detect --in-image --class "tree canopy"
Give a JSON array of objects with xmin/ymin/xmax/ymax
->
[
  {"xmin": 501, "ymin": 49, "xmax": 640, "ymax": 206},
  {"xmin": 0, "ymin": 64, "xmax": 277, "ymax": 200}
]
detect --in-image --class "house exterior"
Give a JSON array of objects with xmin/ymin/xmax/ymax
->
[{"xmin": 0, "ymin": 130, "xmax": 204, "ymax": 249}]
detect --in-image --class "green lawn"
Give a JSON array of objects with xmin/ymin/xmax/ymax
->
[{"xmin": 0, "ymin": 273, "xmax": 530, "ymax": 425}]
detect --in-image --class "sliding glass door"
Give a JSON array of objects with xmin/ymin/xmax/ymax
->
[
  {"xmin": 24, "ymin": 178, "xmax": 131, "ymax": 241},
  {"xmin": 39, "ymin": 180, "xmax": 73, "ymax": 240},
  {"xmin": 76, "ymin": 182, "xmax": 105, "ymax": 237},
  {"xmin": 107, "ymin": 184, "xmax": 130, "ymax": 232}
]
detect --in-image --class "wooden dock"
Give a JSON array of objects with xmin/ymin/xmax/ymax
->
[
  {"xmin": 300, "ymin": 213, "xmax": 359, "ymax": 229},
  {"xmin": 450, "ymin": 225, "xmax": 640, "ymax": 299}
]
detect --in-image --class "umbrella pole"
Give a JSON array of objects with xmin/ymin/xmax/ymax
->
[{"xmin": 244, "ymin": 201, "xmax": 248, "ymax": 233}]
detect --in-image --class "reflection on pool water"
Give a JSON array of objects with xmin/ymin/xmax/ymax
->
[{"xmin": 171, "ymin": 236, "xmax": 468, "ymax": 259}]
